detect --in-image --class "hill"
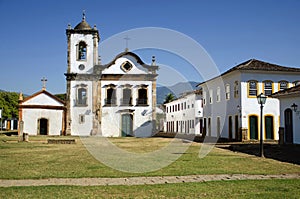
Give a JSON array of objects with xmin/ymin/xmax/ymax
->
[{"xmin": 156, "ymin": 81, "xmax": 199, "ymax": 104}]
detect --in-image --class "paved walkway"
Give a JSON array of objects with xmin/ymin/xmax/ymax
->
[{"xmin": 1, "ymin": 174, "xmax": 299, "ymax": 187}]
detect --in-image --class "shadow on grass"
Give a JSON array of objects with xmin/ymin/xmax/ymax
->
[{"xmin": 218, "ymin": 143, "xmax": 300, "ymax": 165}]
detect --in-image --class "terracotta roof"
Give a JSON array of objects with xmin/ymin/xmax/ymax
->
[
  {"xmin": 271, "ymin": 84, "xmax": 300, "ymax": 98},
  {"xmin": 197, "ymin": 59, "xmax": 300, "ymax": 87},
  {"xmin": 223, "ymin": 59, "xmax": 300, "ymax": 76}
]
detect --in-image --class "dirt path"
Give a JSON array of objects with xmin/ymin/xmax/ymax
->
[{"xmin": 1, "ymin": 174, "xmax": 299, "ymax": 187}]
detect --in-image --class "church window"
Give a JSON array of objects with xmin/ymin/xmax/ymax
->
[
  {"xmin": 78, "ymin": 41, "xmax": 87, "ymax": 60},
  {"xmin": 122, "ymin": 87, "xmax": 132, "ymax": 106},
  {"xmin": 137, "ymin": 86, "xmax": 148, "ymax": 106},
  {"xmin": 263, "ymin": 80, "xmax": 273, "ymax": 96},
  {"xmin": 106, "ymin": 85, "xmax": 117, "ymax": 106},
  {"xmin": 248, "ymin": 80, "xmax": 258, "ymax": 97},
  {"xmin": 279, "ymin": 80, "xmax": 288, "ymax": 91},
  {"xmin": 77, "ymin": 87, "xmax": 87, "ymax": 106},
  {"xmin": 121, "ymin": 61, "xmax": 133, "ymax": 72}
]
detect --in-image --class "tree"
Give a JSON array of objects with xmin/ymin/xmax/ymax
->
[
  {"xmin": 0, "ymin": 91, "xmax": 19, "ymax": 119},
  {"xmin": 164, "ymin": 93, "xmax": 175, "ymax": 104}
]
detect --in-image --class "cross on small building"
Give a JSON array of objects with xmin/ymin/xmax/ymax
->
[
  {"xmin": 41, "ymin": 77, "xmax": 47, "ymax": 90},
  {"xmin": 124, "ymin": 35, "xmax": 130, "ymax": 52}
]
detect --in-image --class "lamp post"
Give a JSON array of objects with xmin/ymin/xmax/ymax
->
[
  {"xmin": 257, "ymin": 93, "xmax": 267, "ymax": 157},
  {"xmin": 291, "ymin": 103, "xmax": 298, "ymax": 112}
]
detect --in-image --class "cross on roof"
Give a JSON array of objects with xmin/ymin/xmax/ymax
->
[
  {"xmin": 124, "ymin": 35, "xmax": 130, "ymax": 52},
  {"xmin": 41, "ymin": 77, "xmax": 47, "ymax": 90}
]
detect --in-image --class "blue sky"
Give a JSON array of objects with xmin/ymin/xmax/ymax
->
[{"xmin": 0, "ymin": 0, "xmax": 299, "ymax": 94}]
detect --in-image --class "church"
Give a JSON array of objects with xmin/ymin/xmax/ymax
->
[{"xmin": 64, "ymin": 14, "xmax": 158, "ymax": 137}]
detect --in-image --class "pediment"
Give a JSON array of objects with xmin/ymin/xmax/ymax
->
[{"xmin": 21, "ymin": 90, "xmax": 65, "ymax": 106}]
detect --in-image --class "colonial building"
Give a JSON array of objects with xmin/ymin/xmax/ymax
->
[
  {"xmin": 197, "ymin": 59, "xmax": 300, "ymax": 141},
  {"xmin": 65, "ymin": 14, "xmax": 158, "ymax": 137},
  {"xmin": 272, "ymin": 85, "xmax": 300, "ymax": 144},
  {"xmin": 18, "ymin": 88, "xmax": 66, "ymax": 135},
  {"xmin": 165, "ymin": 90, "xmax": 203, "ymax": 134}
]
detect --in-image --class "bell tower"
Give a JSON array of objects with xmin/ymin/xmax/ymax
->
[{"xmin": 65, "ymin": 13, "xmax": 100, "ymax": 135}]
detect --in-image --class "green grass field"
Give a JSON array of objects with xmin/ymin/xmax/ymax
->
[
  {"xmin": 1, "ymin": 135, "xmax": 300, "ymax": 198},
  {"xmin": 0, "ymin": 135, "xmax": 299, "ymax": 179},
  {"xmin": 0, "ymin": 179, "xmax": 299, "ymax": 199}
]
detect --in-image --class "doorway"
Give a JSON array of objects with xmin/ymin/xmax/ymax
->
[
  {"xmin": 235, "ymin": 115, "xmax": 239, "ymax": 140},
  {"xmin": 39, "ymin": 118, "xmax": 48, "ymax": 135},
  {"xmin": 228, "ymin": 116, "xmax": 233, "ymax": 140},
  {"xmin": 249, "ymin": 115, "xmax": 258, "ymax": 140},
  {"xmin": 121, "ymin": 114, "xmax": 133, "ymax": 137},
  {"xmin": 284, "ymin": 109, "xmax": 293, "ymax": 144},
  {"xmin": 265, "ymin": 116, "xmax": 274, "ymax": 139}
]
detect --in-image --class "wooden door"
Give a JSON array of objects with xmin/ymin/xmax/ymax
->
[
  {"xmin": 284, "ymin": 109, "xmax": 293, "ymax": 144},
  {"xmin": 121, "ymin": 114, "xmax": 133, "ymax": 137},
  {"xmin": 265, "ymin": 116, "xmax": 274, "ymax": 139},
  {"xmin": 249, "ymin": 116, "xmax": 258, "ymax": 140}
]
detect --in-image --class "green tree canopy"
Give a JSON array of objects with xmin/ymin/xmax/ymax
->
[
  {"xmin": 164, "ymin": 93, "xmax": 175, "ymax": 104},
  {"xmin": 0, "ymin": 92, "xmax": 19, "ymax": 119}
]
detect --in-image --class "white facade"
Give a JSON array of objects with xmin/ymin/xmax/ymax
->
[
  {"xmin": 273, "ymin": 85, "xmax": 300, "ymax": 144},
  {"xmin": 65, "ymin": 16, "xmax": 158, "ymax": 137},
  {"xmin": 165, "ymin": 91, "xmax": 203, "ymax": 135},
  {"xmin": 198, "ymin": 59, "xmax": 300, "ymax": 140},
  {"xmin": 19, "ymin": 90, "xmax": 65, "ymax": 135}
]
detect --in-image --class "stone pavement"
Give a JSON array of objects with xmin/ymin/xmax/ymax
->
[{"xmin": 1, "ymin": 174, "xmax": 299, "ymax": 187}]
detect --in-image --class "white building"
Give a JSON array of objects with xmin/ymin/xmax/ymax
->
[
  {"xmin": 198, "ymin": 59, "xmax": 300, "ymax": 141},
  {"xmin": 272, "ymin": 85, "xmax": 300, "ymax": 144},
  {"xmin": 165, "ymin": 90, "xmax": 203, "ymax": 134},
  {"xmin": 18, "ymin": 89, "xmax": 66, "ymax": 135},
  {"xmin": 65, "ymin": 14, "xmax": 158, "ymax": 137}
]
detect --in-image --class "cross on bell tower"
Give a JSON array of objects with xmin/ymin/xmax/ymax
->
[
  {"xmin": 41, "ymin": 77, "xmax": 47, "ymax": 90},
  {"xmin": 124, "ymin": 35, "xmax": 130, "ymax": 52}
]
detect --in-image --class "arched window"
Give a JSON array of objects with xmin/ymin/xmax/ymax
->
[
  {"xmin": 77, "ymin": 87, "xmax": 87, "ymax": 106},
  {"xmin": 225, "ymin": 84, "xmax": 230, "ymax": 100},
  {"xmin": 137, "ymin": 86, "xmax": 148, "ymax": 106},
  {"xmin": 122, "ymin": 88, "xmax": 132, "ymax": 106},
  {"xmin": 279, "ymin": 80, "xmax": 288, "ymax": 91},
  {"xmin": 216, "ymin": 87, "xmax": 220, "ymax": 102},
  {"xmin": 263, "ymin": 80, "xmax": 273, "ymax": 96},
  {"xmin": 78, "ymin": 41, "xmax": 87, "ymax": 60},
  {"xmin": 248, "ymin": 80, "xmax": 258, "ymax": 97},
  {"xmin": 106, "ymin": 84, "xmax": 117, "ymax": 106}
]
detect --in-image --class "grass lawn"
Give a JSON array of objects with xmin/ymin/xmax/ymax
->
[
  {"xmin": 0, "ymin": 135, "xmax": 299, "ymax": 179},
  {"xmin": 0, "ymin": 179, "xmax": 299, "ymax": 199}
]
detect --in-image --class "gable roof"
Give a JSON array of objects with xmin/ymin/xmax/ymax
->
[
  {"xmin": 21, "ymin": 89, "xmax": 65, "ymax": 105},
  {"xmin": 95, "ymin": 51, "xmax": 159, "ymax": 71},
  {"xmin": 271, "ymin": 84, "xmax": 300, "ymax": 98},
  {"xmin": 223, "ymin": 59, "xmax": 300, "ymax": 76},
  {"xmin": 197, "ymin": 59, "xmax": 300, "ymax": 87}
]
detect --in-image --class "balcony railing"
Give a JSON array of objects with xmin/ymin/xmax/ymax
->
[
  {"xmin": 121, "ymin": 98, "xmax": 132, "ymax": 106},
  {"xmin": 105, "ymin": 98, "xmax": 117, "ymax": 106},
  {"xmin": 136, "ymin": 98, "xmax": 148, "ymax": 106}
]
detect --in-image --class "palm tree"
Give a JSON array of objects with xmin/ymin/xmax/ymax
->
[{"xmin": 164, "ymin": 93, "xmax": 175, "ymax": 104}]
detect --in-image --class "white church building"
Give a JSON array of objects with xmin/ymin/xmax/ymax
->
[{"xmin": 64, "ymin": 14, "xmax": 158, "ymax": 137}]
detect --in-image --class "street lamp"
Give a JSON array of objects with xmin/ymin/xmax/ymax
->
[
  {"xmin": 257, "ymin": 93, "xmax": 267, "ymax": 157},
  {"xmin": 291, "ymin": 103, "xmax": 298, "ymax": 112}
]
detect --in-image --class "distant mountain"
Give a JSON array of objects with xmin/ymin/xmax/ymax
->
[{"xmin": 157, "ymin": 81, "xmax": 199, "ymax": 104}]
